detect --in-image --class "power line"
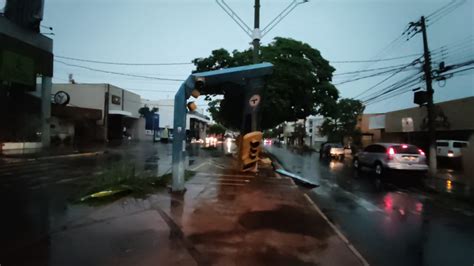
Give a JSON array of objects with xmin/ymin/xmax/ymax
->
[
  {"xmin": 362, "ymin": 75, "xmax": 423, "ymax": 104},
  {"xmin": 55, "ymin": 55, "xmax": 193, "ymax": 66},
  {"xmin": 333, "ymin": 60, "xmax": 418, "ymax": 86},
  {"xmin": 360, "ymin": 73, "xmax": 422, "ymax": 102},
  {"xmin": 427, "ymin": 0, "xmax": 467, "ymax": 26},
  {"xmin": 330, "ymin": 53, "xmax": 421, "ymax": 63},
  {"xmin": 54, "ymin": 60, "xmax": 185, "ymax": 82},
  {"xmin": 353, "ymin": 58, "xmax": 421, "ymax": 99},
  {"xmin": 364, "ymin": 87, "xmax": 414, "ymax": 106},
  {"xmin": 333, "ymin": 63, "xmax": 411, "ymax": 76},
  {"xmin": 427, "ymin": 0, "xmax": 457, "ymax": 18}
]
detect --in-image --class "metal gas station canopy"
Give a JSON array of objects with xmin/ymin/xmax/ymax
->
[{"xmin": 172, "ymin": 62, "xmax": 273, "ymax": 192}]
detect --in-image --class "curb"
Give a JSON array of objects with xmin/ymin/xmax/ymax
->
[{"xmin": 303, "ymin": 193, "xmax": 370, "ymax": 266}]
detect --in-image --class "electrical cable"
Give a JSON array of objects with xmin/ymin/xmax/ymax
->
[
  {"xmin": 352, "ymin": 58, "xmax": 421, "ymax": 98},
  {"xmin": 55, "ymin": 55, "xmax": 193, "ymax": 66},
  {"xmin": 330, "ymin": 53, "xmax": 421, "ymax": 64},
  {"xmin": 54, "ymin": 60, "xmax": 185, "ymax": 82}
]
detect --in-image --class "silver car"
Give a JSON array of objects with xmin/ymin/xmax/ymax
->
[{"xmin": 353, "ymin": 143, "xmax": 428, "ymax": 176}]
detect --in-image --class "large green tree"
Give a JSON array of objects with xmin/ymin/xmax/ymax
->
[
  {"xmin": 320, "ymin": 98, "xmax": 365, "ymax": 143},
  {"xmin": 193, "ymin": 37, "xmax": 339, "ymax": 130}
]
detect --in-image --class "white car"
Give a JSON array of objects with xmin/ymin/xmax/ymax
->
[
  {"xmin": 436, "ymin": 140, "xmax": 469, "ymax": 158},
  {"xmin": 353, "ymin": 143, "xmax": 428, "ymax": 176}
]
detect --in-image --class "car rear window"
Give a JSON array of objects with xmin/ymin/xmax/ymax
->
[
  {"xmin": 392, "ymin": 145, "xmax": 420, "ymax": 154},
  {"xmin": 453, "ymin": 142, "xmax": 468, "ymax": 148},
  {"xmin": 436, "ymin": 142, "xmax": 449, "ymax": 147}
]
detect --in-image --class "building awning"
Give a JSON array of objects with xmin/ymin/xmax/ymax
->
[
  {"xmin": 109, "ymin": 110, "xmax": 137, "ymax": 118},
  {"xmin": 0, "ymin": 33, "xmax": 53, "ymax": 77}
]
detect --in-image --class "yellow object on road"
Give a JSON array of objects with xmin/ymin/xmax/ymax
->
[{"xmin": 80, "ymin": 188, "xmax": 127, "ymax": 202}]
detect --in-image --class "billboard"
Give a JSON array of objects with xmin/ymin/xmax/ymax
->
[{"xmin": 369, "ymin": 114, "xmax": 386, "ymax": 130}]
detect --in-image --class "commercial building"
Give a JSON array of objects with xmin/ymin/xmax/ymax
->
[
  {"xmin": 305, "ymin": 116, "xmax": 327, "ymax": 148},
  {"xmin": 51, "ymin": 83, "xmax": 141, "ymax": 144},
  {"xmin": 0, "ymin": 2, "xmax": 53, "ymax": 152},
  {"xmin": 358, "ymin": 96, "xmax": 474, "ymax": 150},
  {"xmin": 138, "ymin": 99, "xmax": 211, "ymax": 142}
]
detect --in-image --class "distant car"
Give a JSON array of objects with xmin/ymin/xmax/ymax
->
[
  {"xmin": 353, "ymin": 143, "xmax": 428, "ymax": 176},
  {"xmin": 436, "ymin": 140, "xmax": 469, "ymax": 158},
  {"xmin": 320, "ymin": 143, "xmax": 344, "ymax": 160}
]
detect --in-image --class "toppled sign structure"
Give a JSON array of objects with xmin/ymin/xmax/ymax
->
[{"xmin": 172, "ymin": 62, "xmax": 273, "ymax": 192}]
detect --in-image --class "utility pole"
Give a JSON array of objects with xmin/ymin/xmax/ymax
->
[
  {"xmin": 416, "ymin": 16, "xmax": 437, "ymax": 175},
  {"xmin": 253, "ymin": 0, "xmax": 261, "ymax": 64},
  {"xmin": 216, "ymin": 0, "xmax": 308, "ymax": 133},
  {"xmin": 248, "ymin": 0, "xmax": 262, "ymax": 132}
]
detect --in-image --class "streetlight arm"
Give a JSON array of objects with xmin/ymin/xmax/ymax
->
[
  {"xmin": 262, "ymin": 0, "xmax": 308, "ymax": 37},
  {"xmin": 216, "ymin": 0, "xmax": 253, "ymax": 37}
]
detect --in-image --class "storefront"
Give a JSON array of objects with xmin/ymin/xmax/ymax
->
[{"xmin": 0, "ymin": 15, "xmax": 53, "ymax": 149}]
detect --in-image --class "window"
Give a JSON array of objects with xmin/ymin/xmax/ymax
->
[
  {"xmin": 373, "ymin": 145, "xmax": 386, "ymax": 153},
  {"xmin": 436, "ymin": 142, "xmax": 449, "ymax": 147},
  {"xmin": 364, "ymin": 145, "xmax": 376, "ymax": 152},
  {"xmin": 453, "ymin": 142, "xmax": 468, "ymax": 148},
  {"xmin": 392, "ymin": 145, "xmax": 419, "ymax": 154}
]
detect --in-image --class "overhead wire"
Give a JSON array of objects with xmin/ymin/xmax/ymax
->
[
  {"xmin": 333, "ymin": 59, "xmax": 419, "ymax": 86},
  {"xmin": 352, "ymin": 58, "xmax": 421, "ymax": 99},
  {"xmin": 330, "ymin": 53, "xmax": 421, "ymax": 64},
  {"xmin": 54, "ymin": 55, "xmax": 193, "ymax": 66},
  {"xmin": 360, "ymin": 72, "xmax": 423, "ymax": 102},
  {"xmin": 427, "ymin": 0, "xmax": 467, "ymax": 26},
  {"xmin": 54, "ymin": 60, "xmax": 185, "ymax": 82}
]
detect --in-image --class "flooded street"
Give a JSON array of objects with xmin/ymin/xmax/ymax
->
[{"xmin": 266, "ymin": 144, "xmax": 474, "ymax": 266}]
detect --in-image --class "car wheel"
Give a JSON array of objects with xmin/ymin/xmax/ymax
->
[
  {"xmin": 374, "ymin": 162, "xmax": 384, "ymax": 176},
  {"xmin": 353, "ymin": 158, "xmax": 361, "ymax": 170}
]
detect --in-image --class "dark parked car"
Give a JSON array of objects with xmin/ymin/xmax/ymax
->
[{"xmin": 320, "ymin": 143, "xmax": 344, "ymax": 160}]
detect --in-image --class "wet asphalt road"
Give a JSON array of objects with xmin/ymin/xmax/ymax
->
[
  {"xmin": 266, "ymin": 144, "xmax": 474, "ymax": 266},
  {"xmin": 0, "ymin": 142, "xmax": 198, "ymax": 261}
]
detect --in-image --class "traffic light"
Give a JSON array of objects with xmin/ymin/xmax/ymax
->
[
  {"xmin": 186, "ymin": 77, "xmax": 204, "ymax": 112},
  {"xmin": 187, "ymin": 101, "xmax": 197, "ymax": 112},
  {"xmin": 240, "ymin": 131, "xmax": 263, "ymax": 172},
  {"xmin": 414, "ymin": 90, "xmax": 429, "ymax": 106}
]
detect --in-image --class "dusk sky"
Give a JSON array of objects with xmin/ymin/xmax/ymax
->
[{"xmin": 41, "ymin": 0, "xmax": 473, "ymax": 114}]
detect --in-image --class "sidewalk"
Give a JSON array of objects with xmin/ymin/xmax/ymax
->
[{"xmin": 3, "ymin": 149, "xmax": 366, "ymax": 266}]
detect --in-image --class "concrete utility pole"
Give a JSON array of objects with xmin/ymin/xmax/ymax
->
[
  {"xmin": 248, "ymin": 0, "xmax": 262, "ymax": 132},
  {"xmin": 252, "ymin": 0, "xmax": 261, "ymax": 64},
  {"xmin": 420, "ymin": 16, "xmax": 437, "ymax": 175},
  {"xmin": 216, "ymin": 0, "xmax": 308, "ymax": 133}
]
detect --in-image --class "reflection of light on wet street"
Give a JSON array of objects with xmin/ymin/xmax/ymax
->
[
  {"xmin": 329, "ymin": 160, "xmax": 344, "ymax": 170},
  {"xmin": 446, "ymin": 180, "xmax": 453, "ymax": 193},
  {"xmin": 384, "ymin": 194, "xmax": 393, "ymax": 213},
  {"xmin": 226, "ymin": 138, "xmax": 232, "ymax": 153},
  {"xmin": 415, "ymin": 202, "xmax": 423, "ymax": 213}
]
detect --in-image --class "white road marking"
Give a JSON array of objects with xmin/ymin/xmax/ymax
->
[{"xmin": 303, "ymin": 193, "xmax": 370, "ymax": 266}]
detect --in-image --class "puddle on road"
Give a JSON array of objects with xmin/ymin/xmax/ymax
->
[{"xmin": 238, "ymin": 204, "xmax": 332, "ymax": 239}]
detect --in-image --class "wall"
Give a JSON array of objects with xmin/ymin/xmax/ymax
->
[
  {"xmin": 52, "ymin": 83, "xmax": 106, "ymax": 122},
  {"xmin": 123, "ymin": 90, "xmax": 141, "ymax": 118},
  {"xmin": 384, "ymin": 97, "xmax": 474, "ymax": 133}
]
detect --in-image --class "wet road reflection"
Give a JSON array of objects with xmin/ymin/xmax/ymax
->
[{"xmin": 266, "ymin": 144, "xmax": 474, "ymax": 266}]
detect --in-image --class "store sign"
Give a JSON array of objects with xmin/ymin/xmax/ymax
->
[
  {"xmin": 402, "ymin": 117, "xmax": 414, "ymax": 132},
  {"xmin": 0, "ymin": 50, "xmax": 35, "ymax": 85},
  {"xmin": 111, "ymin": 95, "xmax": 121, "ymax": 105}
]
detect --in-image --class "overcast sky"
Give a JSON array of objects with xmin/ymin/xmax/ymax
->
[{"xmin": 42, "ymin": 0, "xmax": 473, "ymax": 114}]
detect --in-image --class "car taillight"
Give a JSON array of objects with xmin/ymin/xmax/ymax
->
[
  {"xmin": 387, "ymin": 147, "xmax": 395, "ymax": 160},
  {"xmin": 448, "ymin": 150, "xmax": 454, "ymax": 157},
  {"xmin": 418, "ymin": 149, "xmax": 425, "ymax": 156}
]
